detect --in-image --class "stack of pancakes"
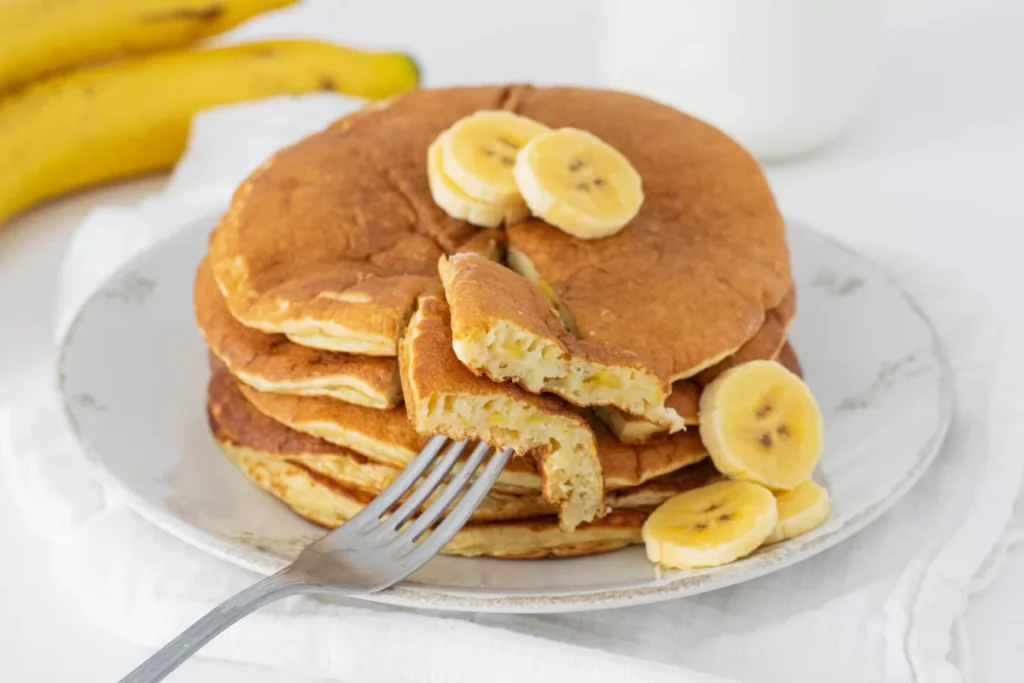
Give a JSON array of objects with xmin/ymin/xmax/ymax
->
[{"xmin": 194, "ymin": 85, "xmax": 795, "ymax": 559}]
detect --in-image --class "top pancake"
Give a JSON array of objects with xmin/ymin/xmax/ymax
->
[
  {"xmin": 209, "ymin": 85, "xmax": 790, "ymax": 368},
  {"xmin": 505, "ymin": 87, "xmax": 791, "ymax": 381},
  {"xmin": 209, "ymin": 87, "xmax": 515, "ymax": 355}
]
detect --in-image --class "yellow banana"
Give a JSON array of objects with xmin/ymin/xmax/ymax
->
[
  {"xmin": 0, "ymin": 40, "xmax": 419, "ymax": 223},
  {"xmin": 0, "ymin": 0, "xmax": 297, "ymax": 93}
]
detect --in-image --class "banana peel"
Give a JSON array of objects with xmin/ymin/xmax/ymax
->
[{"xmin": 0, "ymin": 40, "xmax": 420, "ymax": 223}]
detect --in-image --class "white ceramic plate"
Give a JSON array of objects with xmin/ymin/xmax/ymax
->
[{"xmin": 58, "ymin": 220, "xmax": 952, "ymax": 613}]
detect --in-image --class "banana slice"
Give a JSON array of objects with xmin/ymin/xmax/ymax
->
[
  {"xmin": 441, "ymin": 110, "xmax": 550, "ymax": 205},
  {"xmin": 764, "ymin": 480, "xmax": 830, "ymax": 544},
  {"xmin": 642, "ymin": 480, "xmax": 778, "ymax": 569},
  {"xmin": 428, "ymin": 133, "xmax": 530, "ymax": 228},
  {"xmin": 699, "ymin": 360, "xmax": 823, "ymax": 491},
  {"xmin": 513, "ymin": 127, "xmax": 643, "ymax": 239}
]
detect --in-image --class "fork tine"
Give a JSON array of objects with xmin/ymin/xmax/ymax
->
[
  {"xmin": 400, "ymin": 447, "xmax": 513, "ymax": 562},
  {"xmin": 369, "ymin": 438, "xmax": 471, "ymax": 537},
  {"xmin": 353, "ymin": 435, "xmax": 450, "ymax": 524},
  {"xmin": 398, "ymin": 441, "xmax": 493, "ymax": 542},
  {"xmin": 397, "ymin": 444, "xmax": 493, "ymax": 544}
]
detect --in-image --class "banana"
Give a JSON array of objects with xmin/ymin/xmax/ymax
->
[
  {"xmin": 513, "ymin": 127, "xmax": 644, "ymax": 239},
  {"xmin": 428, "ymin": 133, "xmax": 530, "ymax": 228},
  {"xmin": 642, "ymin": 480, "xmax": 778, "ymax": 569},
  {"xmin": 441, "ymin": 110, "xmax": 549, "ymax": 205},
  {"xmin": 0, "ymin": 0, "xmax": 297, "ymax": 93},
  {"xmin": 699, "ymin": 360, "xmax": 823, "ymax": 491},
  {"xmin": 764, "ymin": 480, "xmax": 830, "ymax": 544},
  {"xmin": 0, "ymin": 40, "xmax": 419, "ymax": 224}
]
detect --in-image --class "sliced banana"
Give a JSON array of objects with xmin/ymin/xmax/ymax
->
[
  {"xmin": 642, "ymin": 480, "xmax": 778, "ymax": 569},
  {"xmin": 427, "ymin": 132, "xmax": 530, "ymax": 228},
  {"xmin": 513, "ymin": 127, "xmax": 643, "ymax": 239},
  {"xmin": 764, "ymin": 480, "xmax": 830, "ymax": 544},
  {"xmin": 699, "ymin": 360, "xmax": 823, "ymax": 491},
  {"xmin": 441, "ymin": 110, "xmax": 550, "ymax": 205}
]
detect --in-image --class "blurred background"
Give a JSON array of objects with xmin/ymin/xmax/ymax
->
[{"xmin": 0, "ymin": 0, "xmax": 1022, "ymax": 679}]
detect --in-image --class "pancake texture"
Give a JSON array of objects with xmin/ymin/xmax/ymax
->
[
  {"xmin": 209, "ymin": 364, "xmax": 539, "ymax": 495},
  {"xmin": 438, "ymin": 252, "xmax": 682, "ymax": 431},
  {"xmin": 209, "ymin": 381, "xmax": 722, "ymax": 557},
  {"xmin": 196, "ymin": 259, "xmax": 402, "ymax": 408},
  {"xmin": 400, "ymin": 288, "xmax": 605, "ymax": 531},
  {"xmin": 209, "ymin": 86, "xmax": 790, "ymax": 370},
  {"xmin": 222, "ymin": 435, "xmax": 648, "ymax": 558},
  {"xmin": 596, "ymin": 303, "xmax": 800, "ymax": 444},
  {"xmin": 209, "ymin": 88, "xmax": 515, "ymax": 355}
]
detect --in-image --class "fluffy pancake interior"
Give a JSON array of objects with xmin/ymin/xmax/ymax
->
[
  {"xmin": 440, "ymin": 253, "xmax": 681, "ymax": 431},
  {"xmin": 400, "ymin": 292, "xmax": 605, "ymax": 531}
]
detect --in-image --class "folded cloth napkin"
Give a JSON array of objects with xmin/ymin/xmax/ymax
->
[{"xmin": 2, "ymin": 92, "xmax": 1023, "ymax": 683}]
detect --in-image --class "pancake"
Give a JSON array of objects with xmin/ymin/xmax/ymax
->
[
  {"xmin": 196, "ymin": 259, "xmax": 402, "ymax": 408},
  {"xmin": 438, "ymin": 252, "xmax": 682, "ymax": 431},
  {"xmin": 210, "ymin": 398, "xmax": 722, "ymax": 558},
  {"xmin": 220, "ymin": 359, "xmax": 714, "ymax": 499},
  {"xmin": 216, "ymin": 365, "xmax": 542, "ymax": 494},
  {"xmin": 593, "ymin": 381, "xmax": 701, "ymax": 443},
  {"xmin": 605, "ymin": 459, "xmax": 722, "ymax": 508},
  {"xmin": 214, "ymin": 420, "xmax": 645, "ymax": 556},
  {"xmin": 694, "ymin": 288, "xmax": 796, "ymax": 387},
  {"xmin": 210, "ymin": 86, "xmax": 790, "ymax": 368},
  {"xmin": 595, "ymin": 416, "xmax": 709, "ymax": 490},
  {"xmin": 400, "ymin": 288, "xmax": 604, "ymax": 531},
  {"xmin": 208, "ymin": 88, "xmax": 512, "ymax": 355},
  {"xmin": 597, "ymin": 337, "xmax": 804, "ymax": 445},
  {"xmin": 504, "ymin": 87, "xmax": 791, "ymax": 382},
  {"xmin": 212, "ymin": 366, "xmax": 717, "ymax": 505}
]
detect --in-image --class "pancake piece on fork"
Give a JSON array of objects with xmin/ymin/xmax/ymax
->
[{"xmin": 399, "ymin": 288, "xmax": 605, "ymax": 531}]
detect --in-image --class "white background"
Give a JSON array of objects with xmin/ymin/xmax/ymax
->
[{"xmin": 1, "ymin": 0, "xmax": 1022, "ymax": 680}]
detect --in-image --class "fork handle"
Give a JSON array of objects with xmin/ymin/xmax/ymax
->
[{"xmin": 119, "ymin": 570, "xmax": 307, "ymax": 683}]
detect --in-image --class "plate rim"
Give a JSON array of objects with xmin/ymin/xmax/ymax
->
[{"xmin": 55, "ymin": 219, "xmax": 955, "ymax": 613}]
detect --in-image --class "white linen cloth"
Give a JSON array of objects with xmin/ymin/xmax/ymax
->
[{"xmin": 1, "ymin": 93, "xmax": 1022, "ymax": 683}]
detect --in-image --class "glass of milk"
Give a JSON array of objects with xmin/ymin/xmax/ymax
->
[{"xmin": 597, "ymin": 0, "xmax": 883, "ymax": 160}]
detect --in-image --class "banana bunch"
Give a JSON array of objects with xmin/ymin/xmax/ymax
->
[
  {"xmin": 427, "ymin": 110, "xmax": 644, "ymax": 238},
  {"xmin": 0, "ymin": 1, "xmax": 420, "ymax": 224},
  {"xmin": 643, "ymin": 361, "xmax": 829, "ymax": 569}
]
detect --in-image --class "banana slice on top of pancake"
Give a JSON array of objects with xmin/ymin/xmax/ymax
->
[
  {"xmin": 514, "ymin": 127, "xmax": 644, "ymax": 239},
  {"xmin": 441, "ymin": 110, "xmax": 550, "ymax": 205},
  {"xmin": 699, "ymin": 360, "xmax": 823, "ymax": 491},
  {"xmin": 427, "ymin": 133, "xmax": 530, "ymax": 228},
  {"xmin": 642, "ymin": 480, "xmax": 778, "ymax": 569}
]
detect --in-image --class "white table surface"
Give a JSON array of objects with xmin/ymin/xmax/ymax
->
[{"xmin": 1, "ymin": 0, "xmax": 1022, "ymax": 680}]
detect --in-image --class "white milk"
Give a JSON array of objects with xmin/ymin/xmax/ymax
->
[{"xmin": 597, "ymin": 0, "xmax": 882, "ymax": 159}]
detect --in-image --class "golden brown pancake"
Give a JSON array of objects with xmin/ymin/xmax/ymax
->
[
  {"xmin": 438, "ymin": 252, "xmax": 682, "ymax": 431},
  {"xmin": 208, "ymin": 88, "xmax": 515, "ymax": 355},
  {"xmin": 209, "ymin": 86, "xmax": 790, "ymax": 367},
  {"xmin": 211, "ymin": 367, "xmax": 718, "ymax": 508},
  {"xmin": 504, "ymin": 87, "xmax": 790, "ymax": 382},
  {"xmin": 214, "ymin": 421, "xmax": 646, "ymax": 556},
  {"xmin": 695, "ymin": 288, "xmax": 796, "ymax": 387},
  {"xmin": 605, "ymin": 459, "xmax": 722, "ymax": 508},
  {"xmin": 597, "ymin": 336, "xmax": 804, "ymax": 444},
  {"xmin": 217, "ymin": 357, "xmax": 715, "ymax": 499},
  {"xmin": 210, "ymin": 393, "xmax": 721, "ymax": 558},
  {"xmin": 400, "ymin": 288, "xmax": 604, "ymax": 531},
  {"xmin": 595, "ymin": 417, "xmax": 708, "ymax": 490},
  {"xmin": 222, "ymin": 370, "xmax": 543, "ymax": 495},
  {"xmin": 195, "ymin": 259, "xmax": 403, "ymax": 408}
]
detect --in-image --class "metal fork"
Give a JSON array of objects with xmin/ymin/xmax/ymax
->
[{"xmin": 119, "ymin": 436, "xmax": 512, "ymax": 683}]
